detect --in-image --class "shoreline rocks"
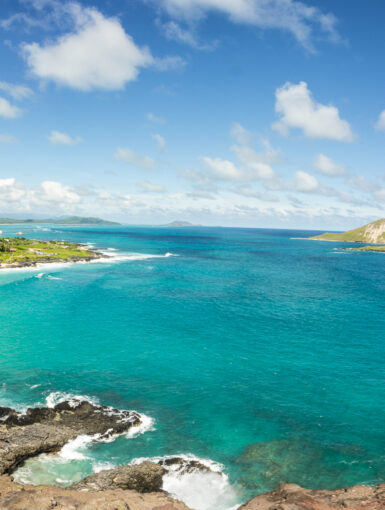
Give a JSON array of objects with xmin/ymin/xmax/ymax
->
[
  {"xmin": 2, "ymin": 401, "xmax": 385, "ymax": 509},
  {"xmin": 70, "ymin": 462, "xmax": 166, "ymax": 493},
  {"xmin": 0, "ymin": 400, "xmax": 141, "ymax": 474},
  {"xmin": 239, "ymin": 482, "xmax": 385, "ymax": 509},
  {"xmin": 0, "ymin": 475, "xmax": 191, "ymax": 509}
]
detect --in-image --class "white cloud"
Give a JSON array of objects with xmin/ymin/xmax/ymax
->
[
  {"xmin": 114, "ymin": 148, "xmax": 155, "ymax": 169},
  {"xmin": 0, "ymin": 97, "xmax": 22, "ymax": 118},
  {"xmin": 31, "ymin": 180, "xmax": 81, "ymax": 204},
  {"xmin": 147, "ymin": 113, "xmax": 165, "ymax": 124},
  {"xmin": 347, "ymin": 175, "xmax": 376, "ymax": 194},
  {"xmin": 231, "ymin": 145, "xmax": 276, "ymax": 180},
  {"xmin": 231, "ymin": 122, "xmax": 253, "ymax": 145},
  {"xmin": 0, "ymin": 81, "xmax": 33, "ymax": 100},
  {"xmin": 159, "ymin": 20, "xmax": 216, "ymax": 50},
  {"xmin": 295, "ymin": 170, "xmax": 319, "ymax": 192},
  {"xmin": 154, "ymin": 0, "xmax": 340, "ymax": 51},
  {"xmin": 375, "ymin": 110, "xmax": 385, "ymax": 131},
  {"xmin": 0, "ymin": 175, "xmax": 382, "ymax": 228},
  {"xmin": 314, "ymin": 153, "xmax": 347, "ymax": 176},
  {"xmin": 203, "ymin": 157, "xmax": 242, "ymax": 181},
  {"xmin": 22, "ymin": 4, "xmax": 181, "ymax": 91},
  {"xmin": 230, "ymin": 122, "xmax": 277, "ymax": 180},
  {"xmin": 137, "ymin": 181, "xmax": 165, "ymax": 192},
  {"xmin": 273, "ymin": 81, "xmax": 354, "ymax": 142},
  {"xmin": 47, "ymin": 130, "xmax": 83, "ymax": 145},
  {"xmin": 232, "ymin": 186, "xmax": 279, "ymax": 202},
  {"xmin": 153, "ymin": 133, "xmax": 166, "ymax": 152},
  {"xmin": 0, "ymin": 134, "xmax": 18, "ymax": 144},
  {"xmin": 0, "ymin": 178, "xmax": 25, "ymax": 202},
  {"xmin": 161, "ymin": 20, "xmax": 200, "ymax": 47}
]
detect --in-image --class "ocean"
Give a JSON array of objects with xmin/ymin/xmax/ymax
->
[{"xmin": 1, "ymin": 224, "xmax": 384, "ymax": 510}]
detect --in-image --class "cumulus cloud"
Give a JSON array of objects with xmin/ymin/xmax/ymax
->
[
  {"xmin": 0, "ymin": 178, "xmax": 25, "ymax": 202},
  {"xmin": 0, "ymin": 134, "xmax": 18, "ymax": 144},
  {"xmin": 198, "ymin": 123, "xmax": 278, "ymax": 186},
  {"xmin": 314, "ymin": 153, "xmax": 347, "ymax": 176},
  {"xmin": 0, "ymin": 175, "xmax": 383, "ymax": 227},
  {"xmin": 375, "ymin": 110, "xmax": 385, "ymax": 131},
  {"xmin": 229, "ymin": 122, "xmax": 278, "ymax": 180},
  {"xmin": 31, "ymin": 180, "xmax": 81, "ymax": 204},
  {"xmin": 231, "ymin": 145, "xmax": 276, "ymax": 179},
  {"xmin": 0, "ymin": 97, "xmax": 22, "ymax": 118},
  {"xmin": 47, "ymin": 130, "xmax": 83, "ymax": 145},
  {"xmin": 22, "ymin": 3, "xmax": 183, "ymax": 91},
  {"xmin": 153, "ymin": 0, "xmax": 340, "ymax": 51},
  {"xmin": 0, "ymin": 81, "xmax": 33, "ymax": 100},
  {"xmin": 273, "ymin": 81, "xmax": 354, "ymax": 142},
  {"xmin": 202, "ymin": 157, "xmax": 242, "ymax": 181},
  {"xmin": 295, "ymin": 170, "xmax": 319, "ymax": 192},
  {"xmin": 153, "ymin": 133, "xmax": 166, "ymax": 152},
  {"xmin": 137, "ymin": 181, "xmax": 165, "ymax": 192},
  {"xmin": 114, "ymin": 148, "xmax": 155, "ymax": 169}
]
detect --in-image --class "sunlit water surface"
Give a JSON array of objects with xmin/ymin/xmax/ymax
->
[{"xmin": 1, "ymin": 225, "xmax": 384, "ymax": 509}]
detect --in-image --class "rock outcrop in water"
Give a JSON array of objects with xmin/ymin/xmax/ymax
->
[
  {"xmin": 0, "ymin": 400, "xmax": 142, "ymax": 474},
  {"xmin": 239, "ymin": 482, "xmax": 385, "ymax": 509},
  {"xmin": 71, "ymin": 462, "xmax": 166, "ymax": 493}
]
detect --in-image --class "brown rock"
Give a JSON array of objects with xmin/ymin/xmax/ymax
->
[
  {"xmin": 71, "ymin": 462, "xmax": 166, "ymax": 493},
  {"xmin": 239, "ymin": 482, "xmax": 385, "ymax": 509},
  {"xmin": 0, "ymin": 475, "xmax": 191, "ymax": 510}
]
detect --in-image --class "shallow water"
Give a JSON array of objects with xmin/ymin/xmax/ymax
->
[{"xmin": 1, "ymin": 225, "xmax": 385, "ymax": 509}]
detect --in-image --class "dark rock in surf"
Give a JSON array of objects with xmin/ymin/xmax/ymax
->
[{"xmin": 0, "ymin": 400, "xmax": 141, "ymax": 474}]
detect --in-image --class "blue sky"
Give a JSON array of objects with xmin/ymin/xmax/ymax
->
[{"xmin": 0, "ymin": 0, "xmax": 384, "ymax": 228}]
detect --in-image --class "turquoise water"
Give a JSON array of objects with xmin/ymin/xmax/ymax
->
[{"xmin": 1, "ymin": 225, "xmax": 385, "ymax": 509}]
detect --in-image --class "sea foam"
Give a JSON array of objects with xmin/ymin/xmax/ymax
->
[{"xmin": 131, "ymin": 454, "xmax": 241, "ymax": 510}]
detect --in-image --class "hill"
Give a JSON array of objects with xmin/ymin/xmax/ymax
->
[
  {"xmin": 0, "ymin": 216, "xmax": 120, "ymax": 226},
  {"xmin": 310, "ymin": 218, "xmax": 385, "ymax": 244},
  {"xmin": 163, "ymin": 221, "xmax": 199, "ymax": 227}
]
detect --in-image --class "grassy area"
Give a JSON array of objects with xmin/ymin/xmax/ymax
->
[
  {"xmin": 0, "ymin": 237, "xmax": 100, "ymax": 266},
  {"xmin": 310, "ymin": 218, "xmax": 385, "ymax": 243}
]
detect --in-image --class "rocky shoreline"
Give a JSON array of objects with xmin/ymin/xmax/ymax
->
[
  {"xmin": 0, "ymin": 253, "xmax": 104, "ymax": 269},
  {"xmin": 1, "ymin": 400, "xmax": 384, "ymax": 509}
]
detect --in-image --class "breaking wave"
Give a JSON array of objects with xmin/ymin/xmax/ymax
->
[{"xmin": 131, "ymin": 454, "xmax": 241, "ymax": 510}]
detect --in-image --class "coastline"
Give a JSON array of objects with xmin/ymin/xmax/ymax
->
[
  {"xmin": 0, "ymin": 237, "xmax": 106, "ymax": 271},
  {"xmin": 1, "ymin": 398, "xmax": 385, "ymax": 510}
]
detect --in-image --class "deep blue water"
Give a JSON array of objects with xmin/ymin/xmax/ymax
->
[{"xmin": 0, "ymin": 225, "xmax": 384, "ymax": 509}]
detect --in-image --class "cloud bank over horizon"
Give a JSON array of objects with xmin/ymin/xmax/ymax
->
[{"xmin": 0, "ymin": 0, "xmax": 384, "ymax": 229}]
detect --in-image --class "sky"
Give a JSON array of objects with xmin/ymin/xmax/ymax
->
[{"xmin": 0, "ymin": 0, "xmax": 384, "ymax": 229}]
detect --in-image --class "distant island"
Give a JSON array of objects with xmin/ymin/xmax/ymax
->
[
  {"xmin": 0, "ymin": 237, "xmax": 102, "ymax": 269},
  {"xmin": 310, "ymin": 218, "xmax": 385, "ymax": 252},
  {"xmin": 0, "ymin": 216, "xmax": 120, "ymax": 225},
  {"xmin": 163, "ymin": 221, "xmax": 200, "ymax": 227}
]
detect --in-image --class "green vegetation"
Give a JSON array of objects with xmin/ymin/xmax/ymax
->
[
  {"xmin": 0, "ymin": 237, "xmax": 100, "ymax": 267},
  {"xmin": 0, "ymin": 216, "xmax": 120, "ymax": 225},
  {"xmin": 310, "ymin": 218, "xmax": 385, "ymax": 244}
]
